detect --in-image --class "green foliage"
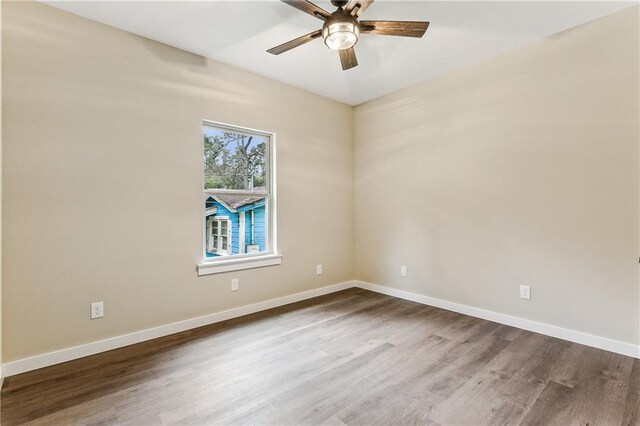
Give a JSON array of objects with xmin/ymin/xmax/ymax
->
[{"xmin": 204, "ymin": 132, "xmax": 266, "ymax": 190}]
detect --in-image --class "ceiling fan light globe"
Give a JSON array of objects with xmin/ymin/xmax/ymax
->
[{"xmin": 322, "ymin": 22, "xmax": 359, "ymax": 50}]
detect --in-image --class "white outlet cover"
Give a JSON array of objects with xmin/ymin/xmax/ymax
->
[
  {"xmin": 316, "ymin": 265, "xmax": 323, "ymax": 275},
  {"xmin": 91, "ymin": 301, "xmax": 104, "ymax": 319},
  {"xmin": 520, "ymin": 285, "xmax": 531, "ymax": 300},
  {"xmin": 231, "ymin": 278, "xmax": 239, "ymax": 292},
  {"xmin": 401, "ymin": 266, "xmax": 407, "ymax": 277}
]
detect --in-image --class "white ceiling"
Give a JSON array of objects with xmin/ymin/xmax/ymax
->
[{"xmin": 42, "ymin": 1, "xmax": 636, "ymax": 105}]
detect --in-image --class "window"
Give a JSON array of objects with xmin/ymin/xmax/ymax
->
[{"xmin": 199, "ymin": 121, "xmax": 280, "ymax": 275}]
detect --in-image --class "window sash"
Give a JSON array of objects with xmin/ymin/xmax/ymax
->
[{"xmin": 203, "ymin": 122, "xmax": 271, "ymax": 194}]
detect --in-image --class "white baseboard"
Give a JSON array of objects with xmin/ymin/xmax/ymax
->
[
  {"xmin": 4, "ymin": 279, "xmax": 637, "ymax": 377},
  {"xmin": 2, "ymin": 280, "xmax": 356, "ymax": 377},
  {"xmin": 355, "ymin": 281, "xmax": 640, "ymax": 359}
]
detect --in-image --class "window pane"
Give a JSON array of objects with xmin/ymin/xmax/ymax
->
[{"xmin": 204, "ymin": 126, "xmax": 267, "ymax": 191}]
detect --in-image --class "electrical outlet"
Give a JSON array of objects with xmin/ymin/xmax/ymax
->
[
  {"xmin": 91, "ymin": 301, "xmax": 104, "ymax": 319},
  {"xmin": 316, "ymin": 264, "xmax": 323, "ymax": 275},
  {"xmin": 231, "ymin": 278, "xmax": 239, "ymax": 292},
  {"xmin": 400, "ymin": 266, "xmax": 407, "ymax": 277},
  {"xmin": 520, "ymin": 285, "xmax": 531, "ymax": 300}
]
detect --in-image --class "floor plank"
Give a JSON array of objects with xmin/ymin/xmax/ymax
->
[{"xmin": 1, "ymin": 288, "xmax": 636, "ymax": 425}]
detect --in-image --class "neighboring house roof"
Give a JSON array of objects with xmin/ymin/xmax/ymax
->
[
  {"xmin": 207, "ymin": 187, "xmax": 265, "ymax": 212},
  {"xmin": 215, "ymin": 194, "xmax": 264, "ymax": 210}
]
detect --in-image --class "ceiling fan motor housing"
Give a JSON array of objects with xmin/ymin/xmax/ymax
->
[
  {"xmin": 330, "ymin": 0, "xmax": 349, "ymax": 8},
  {"xmin": 322, "ymin": 8, "xmax": 361, "ymax": 50}
]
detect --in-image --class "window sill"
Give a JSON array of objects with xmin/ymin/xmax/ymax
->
[{"xmin": 197, "ymin": 254, "xmax": 282, "ymax": 276}]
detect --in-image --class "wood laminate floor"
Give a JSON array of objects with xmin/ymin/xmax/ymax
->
[{"xmin": 1, "ymin": 288, "xmax": 639, "ymax": 425}]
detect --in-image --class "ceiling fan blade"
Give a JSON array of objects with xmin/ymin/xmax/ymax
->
[
  {"xmin": 281, "ymin": 0, "xmax": 331, "ymax": 20},
  {"xmin": 359, "ymin": 20, "xmax": 429, "ymax": 38},
  {"xmin": 344, "ymin": 0, "xmax": 374, "ymax": 17},
  {"xmin": 267, "ymin": 30, "xmax": 323, "ymax": 55},
  {"xmin": 339, "ymin": 47, "xmax": 358, "ymax": 70}
]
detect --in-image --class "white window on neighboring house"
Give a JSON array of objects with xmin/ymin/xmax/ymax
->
[
  {"xmin": 199, "ymin": 120, "xmax": 281, "ymax": 276},
  {"xmin": 207, "ymin": 217, "xmax": 231, "ymax": 256}
]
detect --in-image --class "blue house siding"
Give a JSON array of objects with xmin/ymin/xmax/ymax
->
[
  {"xmin": 205, "ymin": 197, "xmax": 266, "ymax": 257},
  {"xmin": 253, "ymin": 206, "xmax": 266, "ymax": 250},
  {"xmin": 236, "ymin": 199, "xmax": 266, "ymax": 251}
]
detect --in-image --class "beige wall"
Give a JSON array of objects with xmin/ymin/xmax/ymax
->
[
  {"xmin": 354, "ymin": 6, "xmax": 639, "ymax": 345},
  {"xmin": 2, "ymin": 2, "xmax": 354, "ymax": 362}
]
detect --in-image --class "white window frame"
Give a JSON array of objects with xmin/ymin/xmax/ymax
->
[{"xmin": 198, "ymin": 120, "xmax": 281, "ymax": 276}]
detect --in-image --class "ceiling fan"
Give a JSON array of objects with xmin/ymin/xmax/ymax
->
[{"xmin": 267, "ymin": 0, "xmax": 429, "ymax": 71}]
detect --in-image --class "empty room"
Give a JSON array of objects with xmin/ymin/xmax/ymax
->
[{"xmin": 0, "ymin": 0, "xmax": 639, "ymax": 424}]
